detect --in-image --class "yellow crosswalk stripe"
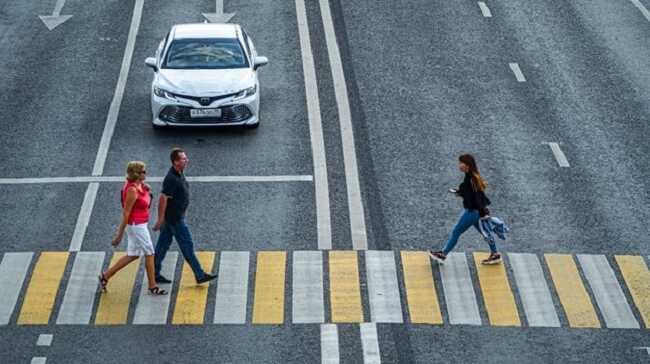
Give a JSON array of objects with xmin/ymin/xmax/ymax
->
[
  {"xmin": 17, "ymin": 252, "xmax": 69, "ymax": 325},
  {"xmin": 615, "ymin": 255, "xmax": 650, "ymax": 328},
  {"xmin": 329, "ymin": 251, "xmax": 363, "ymax": 323},
  {"xmin": 545, "ymin": 254, "xmax": 600, "ymax": 328},
  {"xmin": 473, "ymin": 252, "xmax": 521, "ymax": 326},
  {"xmin": 400, "ymin": 251, "xmax": 442, "ymax": 324},
  {"xmin": 95, "ymin": 252, "xmax": 139, "ymax": 325},
  {"xmin": 252, "ymin": 251, "xmax": 286, "ymax": 324},
  {"xmin": 172, "ymin": 252, "xmax": 216, "ymax": 325}
]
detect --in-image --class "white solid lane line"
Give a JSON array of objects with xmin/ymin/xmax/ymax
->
[
  {"xmin": 509, "ymin": 253, "xmax": 560, "ymax": 327},
  {"xmin": 70, "ymin": 0, "xmax": 144, "ymax": 252},
  {"xmin": 630, "ymin": 0, "xmax": 650, "ymax": 23},
  {"xmin": 213, "ymin": 251, "xmax": 250, "ymax": 324},
  {"xmin": 478, "ymin": 2, "xmax": 492, "ymax": 17},
  {"xmin": 319, "ymin": 0, "xmax": 368, "ymax": 250},
  {"xmin": 509, "ymin": 62, "xmax": 526, "ymax": 82},
  {"xmin": 133, "ymin": 252, "xmax": 178, "ymax": 325},
  {"xmin": 360, "ymin": 323, "xmax": 381, "ymax": 364},
  {"xmin": 545, "ymin": 142, "xmax": 570, "ymax": 167},
  {"xmin": 0, "ymin": 175, "xmax": 313, "ymax": 184},
  {"xmin": 439, "ymin": 252, "xmax": 482, "ymax": 325},
  {"xmin": 31, "ymin": 357, "xmax": 47, "ymax": 364},
  {"xmin": 321, "ymin": 324, "xmax": 340, "ymax": 364},
  {"xmin": 69, "ymin": 182, "xmax": 99, "ymax": 252},
  {"xmin": 365, "ymin": 251, "xmax": 403, "ymax": 323},
  {"xmin": 56, "ymin": 252, "xmax": 105, "ymax": 324},
  {"xmin": 577, "ymin": 254, "xmax": 639, "ymax": 329},
  {"xmin": 292, "ymin": 251, "xmax": 325, "ymax": 323},
  {"xmin": 295, "ymin": 0, "xmax": 332, "ymax": 250},
  {"xmin": 92, "ymin": 0, "xmax": 143, "ymax": 177},
  {"xmin": 0, "ymin": 252, "xmax": 33, "ymax": 325}
]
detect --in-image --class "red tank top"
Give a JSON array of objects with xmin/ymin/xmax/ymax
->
[{"xmin": 121, "ymin": 181, "xmax": 151, "ymax": 224}]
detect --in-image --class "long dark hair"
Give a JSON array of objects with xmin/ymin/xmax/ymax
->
[{"xmin": 459, "ymin": 154, "xmax": 487, "ymax": 192}]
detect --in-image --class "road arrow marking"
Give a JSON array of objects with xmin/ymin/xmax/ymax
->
[
  {"xmin": 39, "ymin": 0, "xmax": 72, "ymax": 30},
  {"xmin": 202, "ymin": 0, "xmax": 235, "ymax": 23}
]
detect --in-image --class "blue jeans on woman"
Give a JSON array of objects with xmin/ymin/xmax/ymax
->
[
  {"xmin": 154, "ymin": 219, "xmax": 206, "ymax": 281},
  {"xmin": 437, "ymin": 209, "xmax": 497, "ymax": 254}
]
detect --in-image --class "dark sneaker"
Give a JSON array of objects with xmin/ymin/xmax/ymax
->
[
  {"xmin": 428, "ymin": 250, "xmax": 446, "ymax": 263},
  {"xmin": 196, "ymin": 273, "xmax": 217, "ymax": 284},
  {"xmin": 481, "ymin": 252, "xmax": 502, "ymax": 265},
  {"xmin": 155, "ymin": 275, "xmax": 172, "ymax": 284}
]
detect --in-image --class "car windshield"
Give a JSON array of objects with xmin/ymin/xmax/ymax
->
[{"xmin": 163, "ymin": 38, "xmax": 249, "ymax": 69}]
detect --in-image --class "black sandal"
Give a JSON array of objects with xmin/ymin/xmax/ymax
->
[
  {"xmin": 149, "ymin": 286, "xmax": 168, "ymax": 295},
  {"xmin": 98, "ymin": 273, "xmax": 108, "ymax": 292}
]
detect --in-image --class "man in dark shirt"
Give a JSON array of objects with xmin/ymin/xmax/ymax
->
[{"xmin": 153, "ymin": 148, "xmax": 216, "ymax": 284}]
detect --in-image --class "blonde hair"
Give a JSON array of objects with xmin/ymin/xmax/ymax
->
[{"xmin": 126, "ymin": 161, "xmax": 146, "ymax": 182}]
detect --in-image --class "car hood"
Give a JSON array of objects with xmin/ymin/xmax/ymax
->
[{"xmin": 156, "ymin": 68, "xmax": 255, "ymax": 96}]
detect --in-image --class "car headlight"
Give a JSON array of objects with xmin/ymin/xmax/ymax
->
[
  {"xmin": 153, "ymin": 86, "xmax": 176, "ymax": 100},
  {"xmin": 234, "ymin": 85, "xmax": 257, "ymax": 99}
]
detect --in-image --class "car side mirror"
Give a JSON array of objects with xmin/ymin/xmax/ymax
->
[
  {"xmin": 253, "ymin": 56, "xmax": 268, "ymax": 70},
  {"xmin": 145, "ymin": 57, "xmax": 158, "ymax": 72}
]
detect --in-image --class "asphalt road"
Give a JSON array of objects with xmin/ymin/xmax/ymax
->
[{"xmin": 1, "ymin": 0, "xmax": 650, "ymax": 363}]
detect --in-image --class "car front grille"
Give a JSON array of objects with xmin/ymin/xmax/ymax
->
[
  {"xmin": 159, "ymin": 105, "xmax": 253, "ymax": 124},
  {"xmin": 173, "ymin": 92, "xmax": 239, "ymax": 106}
]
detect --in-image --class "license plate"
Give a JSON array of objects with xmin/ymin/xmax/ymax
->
[{"xmin": 190, "ymin": 108, "xmax": 222, "ymax": 118}]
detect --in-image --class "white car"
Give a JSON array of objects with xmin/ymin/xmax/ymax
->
[{"xmin": 145, "ymin": 23, "xmax": 268, "ymax": 129}]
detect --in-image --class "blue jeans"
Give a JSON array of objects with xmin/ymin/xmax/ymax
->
[
  {"xmin": 154, "ymin": 219, "xmax": 206, "ymax": 281},
  {"xmin": 437, "ymin": 209, "xmax": 497, "ymax": 254}
]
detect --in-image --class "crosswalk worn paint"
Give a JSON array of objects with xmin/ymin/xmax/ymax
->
[
  {"xmin": 172, "ymin": 252, "xmax": 216, "ymax": 325},
  {"xmin": 329, "ymin": 251, "xmax": 363, "ymax": 323},
  {"xmin": 473, "ymin": 252, "xmax": 521, "ymax": 326},
  {"xmin": 18, "ymin": 252, "xmax": 68, "ymax": 325},
  {"xmin": 95, "ymin": 252, "xmax": 139, "ymax": 325},
  {"xmin": 545, "ymin": 254, "xmax": 600, "ymax": 328},
  {"xmin": 252, "ymin": 251, "xmax": 286, "ymax": 324},
  {"xmin": 577, "ymin": 254, "xmax": 639, "ymax": 329},
  {"xmin": 0, "ymin": 252, "xmax": 33, "ymax": 325},
  {"xmin": 615, "ymin": 255, "xmax": 650, "ymax": 328},
  {"xmin": 400, "ymin": 251, "xmax": 442, "ymax": 324},
  {"xmin": 1, "ymin": 250, "xmax": 650, "ymax": 329}
]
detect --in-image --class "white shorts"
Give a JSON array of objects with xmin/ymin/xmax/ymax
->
[{"xmin": 125, "ymin": 223, "xmax": 155, "ymax": 257}]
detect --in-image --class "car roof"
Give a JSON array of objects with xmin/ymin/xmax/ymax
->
[{"xmin": 172, "ymin": 23, "xmax": 239, "ymax": 39}]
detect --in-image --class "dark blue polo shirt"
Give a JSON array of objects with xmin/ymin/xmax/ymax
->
[{"xmin": 162, "ymin": 167, "xmax": 190, "ymax": 223}]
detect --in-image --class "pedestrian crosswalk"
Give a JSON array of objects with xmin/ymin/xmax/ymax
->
[{"xmin": 0, "ymin": 250, "xmax": 648, "ymax": 329}]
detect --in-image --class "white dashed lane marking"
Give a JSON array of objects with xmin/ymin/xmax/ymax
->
[
  {"xmin": 509, "ymin": 62, "xmax": 526, "ymax": 82},
  {"xmin": 478, "ymin": 2, "xmax": 492, "ymax": 17}
]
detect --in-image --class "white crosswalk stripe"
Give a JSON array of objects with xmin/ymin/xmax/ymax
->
[
  {"xmin": 213, "ymin": 251, "xmax": 250, "ymax": 324},
  {"xmin": 577, "ymin": 254, "xmax": 639, "ymax": 329},
  {"xmin": 439, "ymin": 252, "xmax": 482, "ymax": 325},
  {"xmin": 360, "ymin": 323, "xmax": 381, "ymax": 364},
  {"xmin": 0, "ymin": 252, "xmax": 33, "ymax": 325},
  {"xmin": 57, "ymin": 252, "xmax": 105, "ymax": 324},
  {"xmin": 1, "ymin": 249, "xmax": 649, "ymax": 332},
  {"xmin": 320, "ymin": 324, "xmax": 340, "ymax": 364},
  {"xmin": 365, "ymin": 250, "xmax": 403, "ymax": 323},
  {"xmin": 509, "ymin": 253, "xmax": 560, "ymax": 327},
  {"xmin": 293, "ymin": 251, "xmax": 324, "ymax": 323},
  {"xmin": 133, "ymin": 252, "xmax": 178, "ymax": 325}
]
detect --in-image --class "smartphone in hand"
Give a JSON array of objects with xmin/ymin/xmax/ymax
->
[{"xmin": 448, "ymin": 188, "xmax": 458, "ymax": 194}]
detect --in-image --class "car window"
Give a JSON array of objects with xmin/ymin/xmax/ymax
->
[{"xmin": 163, "ymin": 38, "xmax": 249, "ymax": 69}]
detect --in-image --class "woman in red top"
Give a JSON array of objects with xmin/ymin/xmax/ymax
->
[{"xmin": 99, "ymin": 161, "xmax": 167, "ymax": 295}]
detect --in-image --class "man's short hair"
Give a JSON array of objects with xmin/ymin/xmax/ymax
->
[{"xmin": 170, "ymin": 147, "xmax": 185, "ymax": 163}]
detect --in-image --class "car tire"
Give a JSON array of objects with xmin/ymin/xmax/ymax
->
[
  {"xmin": 152, "ymin": 123, "xmax": 165, "ymax": 130},
  {"xmin": 243, "ymin": 122, "xmax": 259, "ymax": 129}
]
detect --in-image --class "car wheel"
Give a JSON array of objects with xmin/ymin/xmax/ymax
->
[
  {"xmin": 152, "ymin": 123, "xmax": 165, "ymax": 130},
  {"xmin": 243, "ymin": 122, "xmax": 259, "ymax": 129}
]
